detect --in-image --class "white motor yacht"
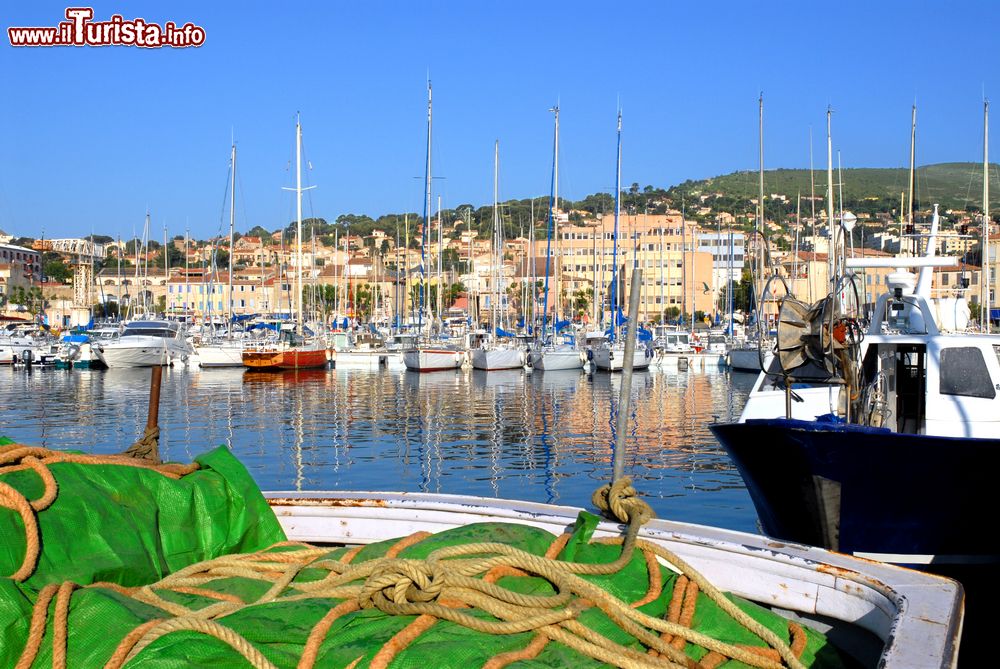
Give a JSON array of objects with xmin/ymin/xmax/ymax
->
[{"xmin": 94, "ymin": 319, "xmax": 192, "ymax": 368}]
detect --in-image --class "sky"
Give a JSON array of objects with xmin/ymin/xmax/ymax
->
[{"xmin": 1, "ymin": 1, "xmax": 999, "ymax": 241}]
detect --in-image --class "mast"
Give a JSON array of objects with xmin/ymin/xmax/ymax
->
[
  {"xmin": 540, "ymin": 105, "xmax": 558, "ymax": 338},
  {"xmin": 757, "ymin": 93, "xmax": 765, "ymax": 289},
  {"xmin": 418, "ymin": 81, "xmax": 432, "ymax": 337},
  {"xmin": 984, "ymin": 100, "xmax": 991, "ymax": 333},
  {"xmin": 227, "ymin": 141, "xmax": 236, "ymax": 330},
  {"xmin": 809, "ymin": 128, "xmax": 816, "ymax": 301},
  {"xmin": 908, "ymin": 105, "xmax": 917, "ymax": 258},
  {"xmin": 184, "ymin": 228, "xmax": 189, "ymax": 317},
  {"xmin": 163, "ymin": 224, "xmax": 168, "ymax": 316},
  {"xmin": 436, "ymin": 195, "xmax": 443, "ymax": 324},
  {"xmin": 611, "ymin": 109, "xmax": 622, "ymax": 341},
  {"xmin": 658, "ymin": 216, "xmax": 664, "ymax": 324},
  {"xmin": 295, "ymin": 118, "xmax": 303, "ymax": 334},
  {"xmin": 826, "ymin": 107, "xmax": 835, "ymax": 283},
  {"xmin": 492, "ymin": 140, "xmax": 500, "ymax": 337},
  {"xmin": 553, "ymin": 105, "xmax": 561, "ymax": 323}
]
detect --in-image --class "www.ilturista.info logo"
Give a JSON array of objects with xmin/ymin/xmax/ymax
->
[{"xmin": 8, "ymin": 8, "xmax": 205, "ymax": 48}]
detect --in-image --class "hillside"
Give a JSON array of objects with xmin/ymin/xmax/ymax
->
[{"xmin": 669, "ymin": 162, "xmax": 999, "ymax": 216}]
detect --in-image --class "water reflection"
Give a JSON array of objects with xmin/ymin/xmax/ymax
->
[{"xmin": 0, "ymin": 365, "xmax": 757, "ymax": 532}]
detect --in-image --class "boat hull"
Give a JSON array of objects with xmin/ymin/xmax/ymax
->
[
  {"xmin": 196, "ymin": 343, "xmax": 245, "ymax": 368},
  {"xmin": 470, "ymin": 346, "xmax": 524, "ymax": 371},
  {"xmin": 727, "ymin": 348, "xmax": 772, "ymax": 372},
  {"xmin": 95, "ymin": 338, "xmax": 190, "ymax": 368},
  {"xmin": 710, "ymin": 418, "xmax": 1000, "ymax": 564},
  {"xmin": 592, "ymin": 345, "xmax": 652, "ymax": 371},
  {"xmin": 333, "ymin": 350, "xmax": 387, "ymax": 369},
  {"xmin": 402, "ymin": 348, "xmax": 463, "ymax": 372},
  {"xmin": 529, "ymin": 347, "xmax": 584, "ymax": 371},
  {"xmin": 242, "ymin": 347, "xmax": 328, "ymax": 370}
]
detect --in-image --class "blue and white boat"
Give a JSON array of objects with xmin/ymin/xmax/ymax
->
[{"xmin": 711, "ymin": 205, "xmax": 999, "ymax": 569}]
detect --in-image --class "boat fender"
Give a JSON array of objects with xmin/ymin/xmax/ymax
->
[
  {"xmin": 587, "ymin": 349, "xmax": 594, "ymax": 361},
  {"xmin": 67, "ymin": 344, "xmax": 80, "ymax": 360},
  {"xmin": 21, "ymin": 349, "xmax": 33, "ymax": 365},
  {"xmin": 645, "ymin": 347, "xmax": 653, "ymax": 359},
  {"xmin": 609, "ymin": 350, "xmax": 614, "ymax": 361}
]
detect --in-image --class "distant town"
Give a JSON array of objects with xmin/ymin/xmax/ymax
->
[{"xmin": 0, "ymin": 164, "xmax": 994, "ymax": 330}]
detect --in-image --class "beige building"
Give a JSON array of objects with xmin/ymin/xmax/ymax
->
[{"xmin": 551, "ymin": 213, "xmax": 716, "ymax": 323}]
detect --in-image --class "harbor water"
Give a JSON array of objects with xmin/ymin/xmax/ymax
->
[{"xmin": 0, "ymin": 364, "xmax": 759, "ymax": 533}]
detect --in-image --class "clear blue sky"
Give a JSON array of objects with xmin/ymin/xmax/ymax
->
[{"xmin": 2, "ymin": 1, "xmax": 998, "ymax": 241}]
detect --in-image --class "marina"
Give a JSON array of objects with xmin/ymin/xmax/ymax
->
[{"xmin": 0, "ymin": 362, "xmax": 753, "ymax": 532}]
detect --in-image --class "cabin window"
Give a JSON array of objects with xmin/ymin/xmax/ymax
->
[{"xmin": 939, "ymin": 347, "xmax": 996, "ymax": 399}]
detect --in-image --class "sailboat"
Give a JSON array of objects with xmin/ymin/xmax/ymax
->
[
  {"xmin": 403, "ymin": 82, "xmax": 464, "ymax": 373},
  {"xmin": 470, "ymin": 141, "xmax": 525, "ymax": 371},
  {"xmin": 197, "ymin": 141, "xmax": 245, "ymax": 367},
  {"xmin": 242, "ymin": 115, "xmax": 327, "ymax": 371},
  {"xmin": 529, "ymin": 104, "xmax": 585, "ymax": 371},
  {"xmin": 592, "ymin": 110, "xmax": 652, "ymax": 372}
]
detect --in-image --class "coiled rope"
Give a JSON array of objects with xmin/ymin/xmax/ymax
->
[
  {"xmin": 6, "ymin": 456, "xmax": 808, "ymax": 669},
  {"xmin": 0, "ymin": 443, "xmax": 199, "ymax": 583}
]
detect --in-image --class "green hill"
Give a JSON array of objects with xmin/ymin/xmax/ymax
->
[{"xmin": 669, "ymin": 162, "xmax": 999, "ymax": 216}]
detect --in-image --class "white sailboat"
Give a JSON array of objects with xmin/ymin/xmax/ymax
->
[
  {"xmin": 593, "ymin": 110, "xmax": 651, "ymax": 372},
  {"xmin": 470, "ymin": 141, "xmax": 525, "ymax": 371},
  {"xmin": 197, "ymin": 141, "xmax": 245, "ymax": 368},
  {"xmin": 529, "ymin": 104, "xmax": 585, "ymax": 372},
  {"xmin": 404, "ymin": 81, "xmax": 463, "ymax": 373}
]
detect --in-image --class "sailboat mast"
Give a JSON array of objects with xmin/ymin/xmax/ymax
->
[
  {"xmin": 493, "ymin": 140, "xmax": 500, "ymax": 335},
  {"xmin": 757, "ymin": 94, "xmax": 765, "ymax": 289},
  {"xmin": 540, "ymin": 105, "xmax": 558, "ymax": 337},
  {"xmin": 826, "ymin": 107, "xmax": 835, "ymax": 282},
  {"xmin": 419, "ymin": 82, "xmax": 432, "ymax": 335},
  {"xmin": 612, "ymin": 109, "xmax": 622, "ymax": 340},
  {"xmin": 553, "ymin": 106, "xmax": 561, "ymax": 323},
  {"xmin": 436, "ymin": 196, "xmax": 443, "ymax": 322},
  {"xmin": 228, "ymin": 142, "xmax": 236, "ymax": 328},
  {"xmin": 984, "ymin": 100, "xmax": 991, "ymax": 332},
  {"xmin": 908, "ymin": 105, "xmax": 917, "ymax": 257},
  {"xmin": 295, "ymin": 117, "xmax": 304, "ymax": 334},
  {"xmin": 163, "ymin": 225, "xmax": 169, "ymax": 311}
]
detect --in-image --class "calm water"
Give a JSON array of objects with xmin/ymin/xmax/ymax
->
[{"xmin": 0, "ymin": 364, "xmax": 760, "ymax": 533}]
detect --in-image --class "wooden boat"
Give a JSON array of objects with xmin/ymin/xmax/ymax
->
[{"xmin": 242, "ymin": 339, "xmax": 327, "ymax": 370}]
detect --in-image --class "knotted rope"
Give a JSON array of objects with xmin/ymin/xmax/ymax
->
[{"xmin": 8, "ymin": 461, "xmax": 809, "ymax": 669}]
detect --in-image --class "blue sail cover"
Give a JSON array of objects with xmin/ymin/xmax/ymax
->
[
  {"xmin": 637, "ymin": 327, "xmax": 653, "ymax": 342},
  {"xmin": 554, "ymin": 319, "xmax": 571, "ymax": 331},
  {"xmin": 495, "ymin": 327, "xmax": 516, "ymax": 338},
  {"xmin": 249, "ymin": 322, "xmax": 279, "ymax": 332}
]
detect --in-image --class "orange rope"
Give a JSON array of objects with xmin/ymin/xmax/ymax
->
[
  {"xmin": 297, "ymin": 601, "xmax": 360, "ymax": 669},
  {"xmin": 630, "ymin": 548, "xmax": 663, "ymax": 608},
  {"xmin": 543, "ymin": 532, "xmax": 572, "ymax": 559},
  {"xmin": 103, "ymin": 618, "xmax": 164, "ymax": 669},
  {"xmin": 338, "ymin": 545, "xmax": 364, "ymax": 564},
  {"xmin": 789, "ymin": 621, "xmax": 807, "ymax": 658},
  {"xmin": 369, "ymin": 613, "xmax": 438, "ymax": 669},
  {"xmin": 15, "ymin": 582, "xmax": 59, "ymax": 669},
  {"xmin": 482, "ymin": 633, "xmax": 550, "ymax": 669},
  {"xmin": 384, "ymin": 531, "xmax": 432, "ymax": 559},
  {"xmin": 52, "ymin": 581, "xmax": 77, "ymax": 669},
  {"xmin": 0, "ymin": 480, "xmax": 40, "ymax": 581}
]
